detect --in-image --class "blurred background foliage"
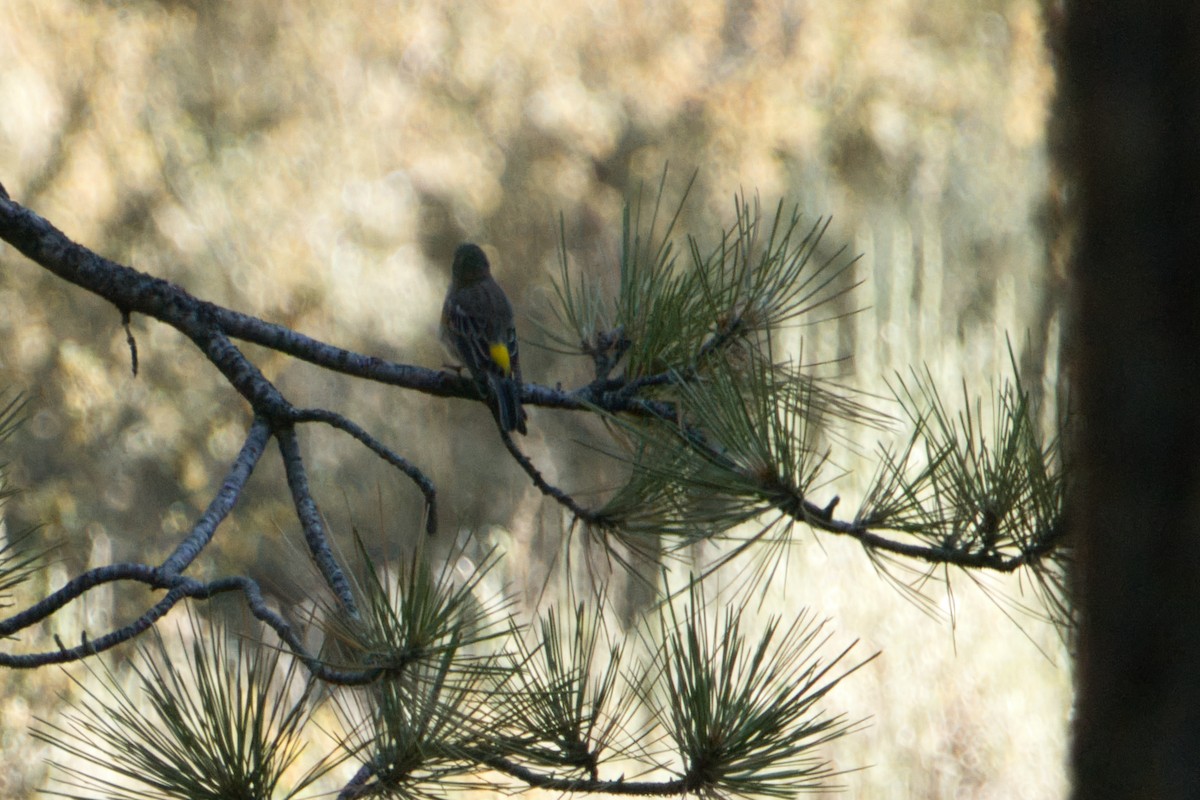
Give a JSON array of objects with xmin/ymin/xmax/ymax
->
[{"xmin": 0, "ymin": 0, "xmax": 1066, "ymax": 797}]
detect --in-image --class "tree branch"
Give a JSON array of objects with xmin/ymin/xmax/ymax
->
[
  {"xmin": 277, "ymin": 424, "xmax": 359, "ymax": 617},
  {"xmin": 291, "ymin": 407, "xmax": 438, "ymax": 535},
  {"xmin": 158, "ymin": 415, "xmax": 273, "ymax": 575},
  {"xmin": 0, "ymin": 187, "xmax": 691, "ymax": 678},
  {"xmin": 0, "ymin": 185, "xmax": 1066, "ymax": 681}
]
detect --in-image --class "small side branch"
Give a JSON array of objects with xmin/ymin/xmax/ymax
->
[
  {"xmin": 201, "ymin": 574, "xmax": 382, "ymax": 685},
  {"xmin": 338, "ymin": 751, "xmax": 692, "ymax": 799},
  {"xmin": 498, "ymin": 429, "xmax": 607, "ymax": 527},
  {"xmin": 797, "ymin": 496, "xmax": 1065, "ymax": 573},
  {"xmin": 0, "ymin": 566, "xmax": 382, "ymax": 682},
  {"xmin": 159, "ymin": 415, "xmax": 274, "ymax": 576},
  {"xmin": 0, "ymin": 563, "xmax": 169, "ymax": 643},
  {"xmin": 474, "ymin": 752, "xmax": 691, "ymax": 796},
  {"xmin": 277, "ymin": 425, "xmax": 359, "ymax": 617},
  {"xmin": 292, "ymin": 407, "xmax": 437, "ymax": 535}
]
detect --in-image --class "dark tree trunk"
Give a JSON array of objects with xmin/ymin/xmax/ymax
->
[{"xmin": 1065, "ymin": 3, "xmax": 1200, "ymax": 797}]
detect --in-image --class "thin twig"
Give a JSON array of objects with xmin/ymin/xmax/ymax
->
[
  {"xmin": 497, "ymin": 429, "xmax": 608, "ymax": 527},
  {"xmin": 120, "ymin": 308, "xmax": 138, "ymax": 376}
]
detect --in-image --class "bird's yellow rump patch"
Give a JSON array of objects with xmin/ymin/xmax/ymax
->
[{"xmin": 489, "ymin": 342, "xmax": 511, "ymax": 375}]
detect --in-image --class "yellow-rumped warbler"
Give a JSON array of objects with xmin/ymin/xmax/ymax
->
[{"xmin": 440, "ymin": 243, "xmax": 528, "ymax": 434}]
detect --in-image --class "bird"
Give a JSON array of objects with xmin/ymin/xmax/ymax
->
[{"xmin": 440, "ymin": 242, "xmax": 528, "ymax": 435}]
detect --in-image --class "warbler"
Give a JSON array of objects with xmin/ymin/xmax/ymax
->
[{"xmin": 440, "ymin": 243, "xmax": 528, "ymax": 434}]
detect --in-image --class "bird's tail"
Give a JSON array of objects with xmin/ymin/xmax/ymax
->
[{"xmin": 488, "ymin": 374, "xmax": 527, "ymax": 435}]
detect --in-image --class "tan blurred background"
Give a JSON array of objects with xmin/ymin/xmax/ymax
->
[{"xmin": 0, "ymin": 1, "xmax": 1067, "ymax": 797}]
